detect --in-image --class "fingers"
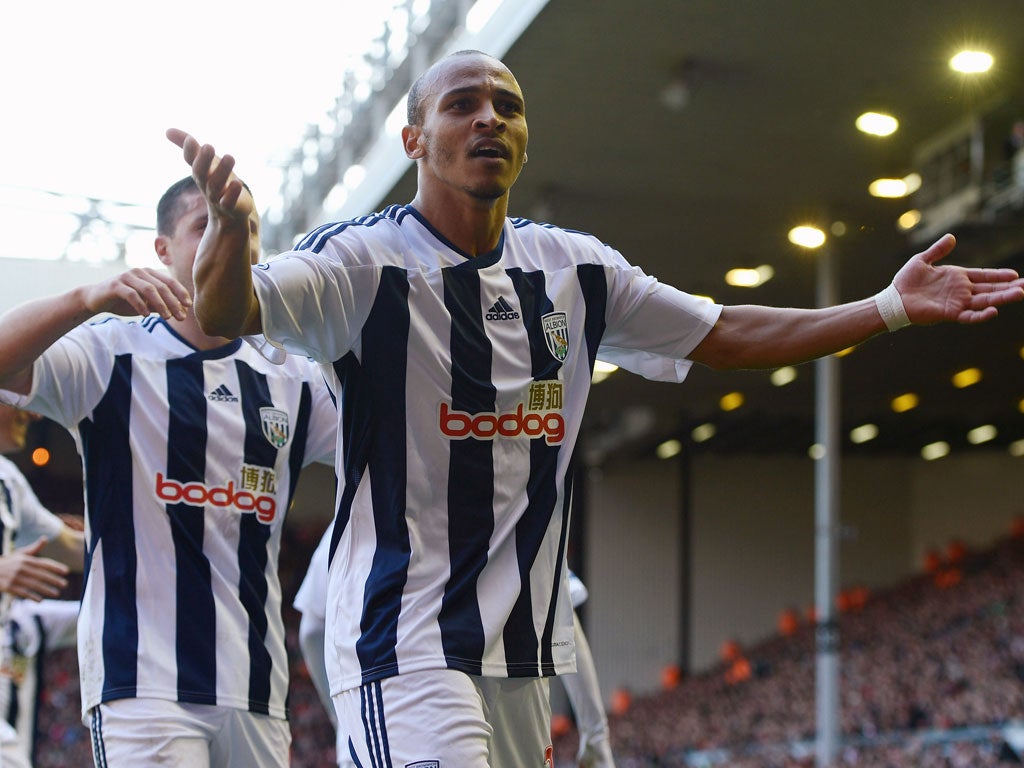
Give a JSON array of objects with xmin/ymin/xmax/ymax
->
[
  {"xmin": 11, "ymin": 572, "xmax": 68, "ymax": 601},
  {"xmin": 970, "ymin": 283, "xmax": 1024, "ymax": 308},
  {"xmin": 88, "ymin": 268, "xmax": 191, "ymax": 320},
  {"xmin": 917, "ymin": 233, "xmax": 957, "ymax": 265},
  {"xmin": 961, "ymin": 268, "xmax": 1023, "ymax": 286},
  {"xmin": 18, "ymin": 537, "xmax": 47, "ymax": 556},
  {"xmin": 3, "ymin": 556, "xmax": 70, "ymax": 601},
  {"xmin": 119, "ymin": 269, "xmax": 192, "ymax": 320},
  {"xmin": 957, "ymin": 306, "xmax": 1000, "ymax": 324},
  {"xmin": 165, "ymin": 127, "xmax": 189, "ymax": 148}
]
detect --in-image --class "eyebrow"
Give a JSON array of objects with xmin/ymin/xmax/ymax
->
[{"xmin": 439, "ymin": 85, "xmax": 524, "ymax": 108}]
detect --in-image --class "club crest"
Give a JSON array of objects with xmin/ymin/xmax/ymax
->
[
  {"xmin": 260, "ymin": 407, "xmax": 290, "ymax": 449},
  {"xmin": 541, "ymin": 311, "xmax": 569, "ymax": 362}
]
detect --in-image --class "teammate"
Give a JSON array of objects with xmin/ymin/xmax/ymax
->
[
  {"xmin": 0, "ymin": 177, "xmax": 337, "ymax": 767},
  {"xmin": 561, "ymin": 571, "xmax": 616, "ymax": 768},
  {"xmin": 292, "ymin": 522, "xmax": 350, "ymax": 767},
  {"xmin": 0, "ymin": 405, "xmax": 84, "ymax": 768},
  {"xmin": 2, "ymin": 598, "xmax": 80, "ymax": 767},
  {"xmin": 170, "ymin": 49, "xmax": 1024, "ymax": 767}
]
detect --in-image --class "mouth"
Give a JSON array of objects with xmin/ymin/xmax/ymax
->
[{"xmin": 470, "ymin": 142, "xmax": 510, "ymax": 160}]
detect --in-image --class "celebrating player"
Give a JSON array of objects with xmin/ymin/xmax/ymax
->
[{"xmin": 0, "ymin": 177, "xmax": 337, "ymax": 767}]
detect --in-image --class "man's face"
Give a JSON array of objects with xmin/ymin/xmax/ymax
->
[
  {"xmin": 411, "ymin": 53, "xmax": 529, "ymax": 202},
  {"xmin": 156, "ymin": 191, "xmax": 261, "ymax": 294},
  {"xmin": 0, "ymin": 405, "xmax": 37, "ymax": 455}
]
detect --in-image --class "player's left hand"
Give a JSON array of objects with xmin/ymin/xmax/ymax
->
[{"xmin": 894, "ymin": 234, "xmax": 1024, "ymax": 325}]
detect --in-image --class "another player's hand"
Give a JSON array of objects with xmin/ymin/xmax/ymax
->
[
  {"xmin": 166, "ymin": 128, "xmax": 255, "ymax": 225},
  {"xmin": 0, "ymin": 537, "xmax": 70, "ymax": 601},
  {"xmin": 81, "ymin": 268, "xmax": 191, "ymax": 321},
  {"xmin": 894, "ymin": 233, "xmax": 1024, "ymax": 325}
]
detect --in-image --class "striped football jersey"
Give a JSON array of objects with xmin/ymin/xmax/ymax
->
[
  {"xmin": 252, "ymin": 205, "xmax": 721, "ymax": 694},
  {"xmin": 2, "ymin": 317, "xmax": 337, "ymax": 719}
]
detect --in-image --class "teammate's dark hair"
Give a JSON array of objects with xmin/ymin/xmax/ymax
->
[{"xmin": 156, "ymin": 176, "xmax": 199, "ymax": 236}]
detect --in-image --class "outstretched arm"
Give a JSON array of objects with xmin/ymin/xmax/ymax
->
[
  {"xmin": 0, "ymin": 270, "xmax": 191, "ymax": 395},
  {"xmin": 167, "ymin": 128, "xmax": 263, "ymax": 339},
  {"xmin": 691, "ymin": 234, "xmax": 1024, "ymax": 370}
]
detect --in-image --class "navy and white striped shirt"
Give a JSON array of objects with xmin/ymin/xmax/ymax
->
[
  {"xmin": 2, "ymin": 599, "xmax": 78, "ymax": 766},
  {"xmin": 0, "ymin": 456, "xmax": 65, "ymax": 634},
  {"xmin": 0, "ymin": 457, "xmax": 68, "ymax": 763},
  {"xmin": 252, "ymin": 205, "xmax": 721, "ymax": 693},
  {"xmin": 1, "ymin": 318, "xmax": 336, "ymax": 719}
]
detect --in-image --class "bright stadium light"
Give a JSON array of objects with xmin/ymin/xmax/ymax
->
[
  {"xmin": 950, "ymin": 49, "xmax": 993, "ymax": 74},
  {"xmin": 788, "ymin": 225, "xmax": 826, "ymax": 249},
  {"xmin": 921, "ymin": 441, "xmax": 951, "ymax": 461},
  {"xmin": 656, "ymin": 439, "xmax": 683, "ymax": 459},
  {"xmin": 855, "ymin": 111, "xmax": 899, "ymax": 137}
]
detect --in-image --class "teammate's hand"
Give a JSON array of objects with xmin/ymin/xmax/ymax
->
[
  {"xmin": 0, "ymin": 537, "xmax": 70, "ymax": 601},
  {"xmin": 81, "ymin": 268, "xmax": 191, "ymax": 321}
]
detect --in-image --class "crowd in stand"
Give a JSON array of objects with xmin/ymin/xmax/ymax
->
[
  {"xmin": 553, "ymin": 529, "xmax": 1024, "ymax": 767},
  {"xmin": 24, "ymin": 520, "xmax": 1024, "ymax": 767}
]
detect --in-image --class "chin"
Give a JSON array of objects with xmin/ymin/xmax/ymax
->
[{"xmin": 468, "ymin": 184, "xmax": 508, "ymax": 202}]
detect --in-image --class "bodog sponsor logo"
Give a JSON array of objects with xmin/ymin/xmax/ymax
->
[
  {"xmin": 439, "ymin": 402, "xmax": 564, "ymax": 445},
  {"xmin": 155, "ymin": 472, "xmax": 277, "ymax": 523}
]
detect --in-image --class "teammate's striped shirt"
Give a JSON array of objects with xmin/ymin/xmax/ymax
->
[
  {"xmin": 252, "ymin": 205, "xmax": 722, "ymax": 693},
  {"xmin": 2, "ymin": 599, "xmax": 78, "ymax": 766},
  {"xmin": 0, "ymin": 457, "xmax": 66, "ymax": 598},
  {"xmin": 0, "ymin": 317, "xmax": 336, "ymax": 719},
  {"xmin": 0, "ymin": 457, "xmax": 67, "ymax": 765}
]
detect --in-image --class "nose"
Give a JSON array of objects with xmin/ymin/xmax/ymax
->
[{"xmin": 473, "ymin": 103, "xmax": 505, "ymax": 132}]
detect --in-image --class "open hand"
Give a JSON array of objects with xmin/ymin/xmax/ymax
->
[{"xmin": 894, "ymin": 234, "xmax": 1024, "ymax": 325}]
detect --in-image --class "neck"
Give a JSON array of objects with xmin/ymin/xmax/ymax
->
[
  {"xmin": 167, "ymin": 310, "xmax": 237, "ymax": 351},
  {"xmin": 410, "ymin": 188, "xmax": 508, "ymax": 257}
]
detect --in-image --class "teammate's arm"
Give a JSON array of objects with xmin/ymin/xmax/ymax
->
[
  {"xmin": 691, "ymin": 234, "xmax": 1024, "ymax": 370},
  {"xmin": 166, "ymin": 128, "xmax": 263, "ymax": 339},
  {"xmin": 0, "ymin": 273, "xmax": 191, "ymax": 395}
]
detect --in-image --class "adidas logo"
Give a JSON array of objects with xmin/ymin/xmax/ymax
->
[
  {"xmin": 208, "ymin": 384, "xmax": 239, "ymax": 402},
  {"xmin": 485, "ymin": 296, "xmax": 521, "ymax": 321}
]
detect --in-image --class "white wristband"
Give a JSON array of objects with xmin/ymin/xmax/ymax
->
[{"xmin": 874, "ymin": 283, "xmax": 911, "ymax": 332}]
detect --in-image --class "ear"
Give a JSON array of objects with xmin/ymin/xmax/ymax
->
[
  {"xmin": 153, "ymin": 235, "xmax": 172, "ymax": 267},
  {"xmin": 402, "ymin": 125, "xmax": 426, "ymax": 160}
]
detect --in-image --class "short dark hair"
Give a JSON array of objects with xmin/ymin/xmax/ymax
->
[
  {"xmin": 156, "ymin": 176, "xmax": 199, "ymax": 236},
  {"xmin": 406, "ymin": 49, "xmax": 496, "ymax": 126}
]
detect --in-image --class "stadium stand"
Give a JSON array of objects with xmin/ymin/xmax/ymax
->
[{"xmin": 552, "ymin": 525, "xmax": 1024, "ymax": 767}]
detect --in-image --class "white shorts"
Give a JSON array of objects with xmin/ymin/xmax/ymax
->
[
  {"xmin": 334, "ymin": 669, "xmax": 552, "ymax": 768},
  {"xmin": 87, "ymin": 699, "xmax": 291, "ymax": 768}
]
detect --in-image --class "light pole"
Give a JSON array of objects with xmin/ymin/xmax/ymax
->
[{"xmin": 789, "ymin": 225, "xmax": 840, "ymax": 767}]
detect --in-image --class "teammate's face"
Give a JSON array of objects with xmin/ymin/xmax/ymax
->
[
  {"xmin": 405, "ymin": 54, "xmax": 528, "ymax": 203},
  {"xmin": 0, "ymin": 405, "xmax": 37, "ymax": 455},
  {"xmin": 156, "ymin": 191, "xmax": 261, "ymax": 294}
]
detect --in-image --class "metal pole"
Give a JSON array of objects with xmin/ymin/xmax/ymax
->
[{"xmin": 814, "ymin": 245, "xmax": 840, "ymax": 767}]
